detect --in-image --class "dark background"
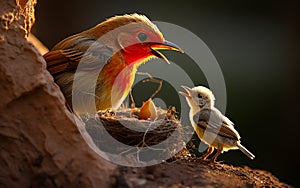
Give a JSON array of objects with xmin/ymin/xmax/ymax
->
[{"xmin": 33, "ymin": 0, "xmax": 300, "ymax": 186}]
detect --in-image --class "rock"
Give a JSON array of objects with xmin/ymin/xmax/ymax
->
[{"xmin": 0, "ymin": 0, "xmax": 117, "ymax": 187}]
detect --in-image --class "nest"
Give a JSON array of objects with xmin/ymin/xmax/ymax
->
[{"xmin": 82, "ymin": 107, "xmax": 188, "ymax": 163}]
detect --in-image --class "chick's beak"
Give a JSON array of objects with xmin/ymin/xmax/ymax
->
[
  {"xmin": 179, "ymin": 85, "xmax": 193, "ymax": 98},
  {"xmin": 150, "ymin": 40, "xmax": 183, "ymax": 64}
]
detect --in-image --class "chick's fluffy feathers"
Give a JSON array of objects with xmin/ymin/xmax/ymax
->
[{"xmin": 193, "ymin": 107, "xmax": 240, "ymax": 141}]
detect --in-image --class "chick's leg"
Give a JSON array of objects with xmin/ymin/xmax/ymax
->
[
  {"xmin": 209, "ymin": 147, "xmax": 223, "ymax": 163},
  {"xmin": 201, "ymin": 146, "xmax": 214, "ymax": 160}
]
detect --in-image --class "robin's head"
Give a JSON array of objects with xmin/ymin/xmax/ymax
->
[
  {"xmin": 179, "ymin": 85, "xmax": 215, "ymax": 111},
  {"xmin": 88, "ymin": 13, "xmax": 183, "ymax": 65}
]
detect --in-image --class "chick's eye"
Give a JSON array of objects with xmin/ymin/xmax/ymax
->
[
  {"xmin": 138, "ymin": 32, "xmax": 148, "ymax": 42},
  {"xmin": 197, "ymin": 94, "xmax": 203, "ymax": 98}
]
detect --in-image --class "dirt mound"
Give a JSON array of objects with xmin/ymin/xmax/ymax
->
[{"xmin": 117, "ymin": 157, "xmax": 291, "ymax": 188}]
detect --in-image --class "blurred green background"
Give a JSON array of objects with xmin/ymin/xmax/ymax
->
[{"xmin": 33, "ymin": 0, "xmax": 300, "ymax": 186}]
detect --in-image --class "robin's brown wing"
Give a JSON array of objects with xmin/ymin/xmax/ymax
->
[
  {"xmin": 44, "ymin": 35, "xmax": 113, "ymax": 75},
  {"xmin": 193, "ymin": 108, "xmax": 240, "ymax": 140}
]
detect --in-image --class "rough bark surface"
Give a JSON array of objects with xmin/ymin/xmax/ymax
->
[{"xmin": 0, "ymin": 0, "xmax": 117, "ymax": 187}]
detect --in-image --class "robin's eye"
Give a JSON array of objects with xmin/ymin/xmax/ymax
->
[
  {"xmin": 138, "ymin": 32, "xmax": 148, "ymax": 42},
  {"xmin": 197, "ymin": 94, "xmax": 203, "ymax": 98}
]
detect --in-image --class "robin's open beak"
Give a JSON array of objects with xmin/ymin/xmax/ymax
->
[
  {"xmin": 179, "ymin": 85, "xmax": 193, "ymax": 98},
  {"xmin": 150, "ymin": 40, "xmax": 183, "ymax": 64}
]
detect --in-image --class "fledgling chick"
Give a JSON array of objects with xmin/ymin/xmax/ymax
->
[{"xmin": 179, "ymin": 85, "xmax": 255, "ymax": 163}]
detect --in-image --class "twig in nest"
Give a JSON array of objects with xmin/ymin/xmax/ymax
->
[
  {"xmin": 132, "ymin": 72, "xmax": 163, "ymax": 108},
  {"xmin": 143, "ymin": 77, "xmax": 163, "ymax": 99},
  {"xmin": 129, "ymin": 90, "xmax": 136, "ymax": 108},
  {"xmin": 136, "ymin": 71, "xmax": 154, "ymax": 79},
  {"xmin": 167, "ymin": 106, "xmax": 180, "ymax": 120}
]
